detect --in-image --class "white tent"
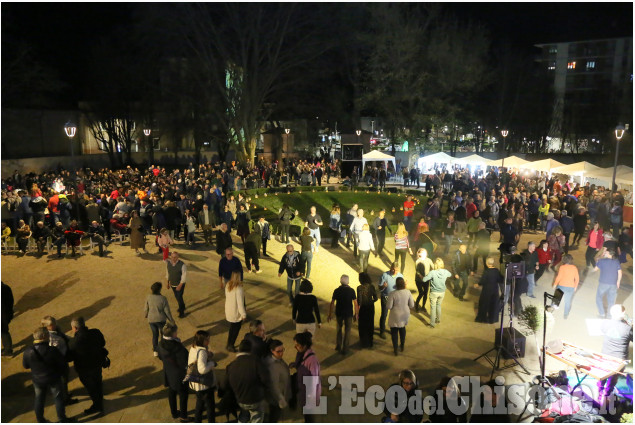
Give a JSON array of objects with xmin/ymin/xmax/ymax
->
[
  {"xmin": 417, "ymin": 152, "xmax": 455, "ymax": 171},
  {"xmin": 520, "ymin": 158, "xmax": 565, "ymax": 172},
  {"xmin": 451, "ymin": 154, "xmax": 491, "ymax": 166},
  {"xmin": 487, "ymin": 155, "xmax": 529, "ymax": 168},
  {"xmin": 586, "ymin": 165, "xmax": 634, "ymax": 186},
  {"xmin": 362, "ymin": 150, "xmax": 396, "ymax": 172},
  {"xmin": 551, "ymin": 161, "xmax": 604, "ymax": 176}
]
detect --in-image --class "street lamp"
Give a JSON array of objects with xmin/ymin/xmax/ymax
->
[
  {"xmin": 612, "ymin": 124, "xmax": 625, "ymax": 191},
  {"xmin": 64, "ymin": 121, "xmax": 77, "ymax": 156},
  {"xmin": 285, "ymin": 128, "xmax": 290, "ymax": 160},
  {"xmin": 500, "ymin": 129, "xmax": 509, "ymax": 170},
  {"xmin": 356, "ymin": 129, "xmax": 361, "ymax": 144}
]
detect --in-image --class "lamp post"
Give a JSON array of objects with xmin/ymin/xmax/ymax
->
[
  {"xmin": 285, "ymin": 128, "xmax": 290, "ymax": 162},
  {"xmin": 143, "ymin": 128, "xmax": 152, "ymax": 167},
  {"xmin": 500, "ymin": 129, "xmax": 508, "ymax": 170},
  {"xmin": 64, "ymin": 121, "xmax": 77, "ymax": 157},
  {"xmin": 356, "ymin": 129, "xmax": 361, "ymax": 144},
  {"xmin": 612, "ymin": 124, "xmax": 625, "ymax": 191}
]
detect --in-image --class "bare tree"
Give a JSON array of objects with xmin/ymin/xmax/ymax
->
[{"xmin": 172, "ymin": 3, "xmax": 332, "ymax": 164}]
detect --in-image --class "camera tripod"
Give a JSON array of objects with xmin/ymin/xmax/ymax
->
[{"xmin": 474, "ymin": 264, "xmax": 529, "ymax": 379}]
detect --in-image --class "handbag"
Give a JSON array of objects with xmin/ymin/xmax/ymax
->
[{"xmin": 183, "ymin": 350, "xmax": 216, "ymax": 388}]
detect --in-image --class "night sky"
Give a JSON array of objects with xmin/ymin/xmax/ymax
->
[{"xmin": 2, "ymin": 2, "xmax": 632, "ymax": 107}]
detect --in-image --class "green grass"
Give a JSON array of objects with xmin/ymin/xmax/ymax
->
[{"xmin": 243, "ymin": 187, "xmax": 430, "ymax": 236}]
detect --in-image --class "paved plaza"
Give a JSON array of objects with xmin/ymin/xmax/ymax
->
[{"xmin": 1, "ymin": 200, "xmax": 632, "ymax": 422}]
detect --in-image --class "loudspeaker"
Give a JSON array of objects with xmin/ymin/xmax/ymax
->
[{"xmin": 494, "ymin": 327, "xmax": 526, "ymax": 359}]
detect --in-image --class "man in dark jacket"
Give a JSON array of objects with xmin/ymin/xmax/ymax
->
[
  {"xmin": 278, "ymin": 245, "xmax": 306, "ymax": 304},
  {"xmin": 559, "ymin": 210, "xmax": 574, "ymax": 253},
  {"xmin": 23, "ymin": 327, "xmax": 73, "ymax": 422},
  {"xmin": 1, "ymin": 281, "xmax": 14, "ymax": 356},
  {"xmin": 527, "ymin": 194, "xmax": 541, "ymax": 232},
  {"xmin": 224, "ymin": 339, "xmax": 270, "ymax": 422},
  {"xmin": 68, "ymin": 317, "xmax": 106, "ymax": 415},
  {"xmin": 157, "ymin": 323, "xmax": 189, "ymax": 422},
  {"xmin": 85, "ymin": 221, "xmax": 107, "ymax": 257},
  {"xmin": 452, "ymin": 244, "xmax": 473, "ymax": 301},
  {"xmin": 240, "ymin": 320, "xmax": 268, "ymax": 358},
  {"xmin": 51, "ymin": 221, "xmax": 66, "ymax": 258},
  {"xmin": 32, "ymin": 221, "xmax": 52, "ymax": 257}
]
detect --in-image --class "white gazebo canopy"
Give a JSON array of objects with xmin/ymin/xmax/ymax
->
[
  {"xmin": 520, "ymin": 158, "xmax": 565, "ymax": 173},
  {"xmin": 487, "ymin": 155, "xmax": 529, "ymax": 168},
  {"xmin": 586, "ymin": 165, "xmax": 634, "ymax": 185},
  {"xmin": 362, "ymin": 150, "xmax": 396, "ymax": 172},
  {"xmin": 551, "ymin": 161, "xmax": 604, "ymax": 176},
  {"xmin": 418, "ymin": 152, "xmax": 455, "ymax": 171},
  {"xmin": 451, "ymin": 154, "xmax": 491, "ymax": 166}
]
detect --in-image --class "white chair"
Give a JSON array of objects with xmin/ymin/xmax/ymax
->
[{"xmin": 2, "ymin": 236, "xmax": 16, "ymax": 254}]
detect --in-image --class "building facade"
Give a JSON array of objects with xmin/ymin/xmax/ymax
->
[{"xmin": 535, "ymin": 37, "xmax": 633, "ymax": 153}]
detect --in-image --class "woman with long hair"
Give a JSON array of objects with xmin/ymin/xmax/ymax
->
[
  {"xmin": 413, "ymin": 218, "xmax": 434, "ymax": 256},
  {"xmin": 386, "ymin": 277, "xmax": 414, "ymax": 355},
  {"xmin": 188, "ymin": 330, "xmax": 217, "ymax": 423},
  {"xmin": 414, "ymin": 248, "xmax": 434, "ymax": 313},
  {"xmin": 356, "ymin": 272, "xmax": 378, "ymax": 348},
  {"xmin": 422, "ymin": 258, "xmax": 452, "ymax": 328},
  {"xmin": 394, "ymin": 222, "xmax": 412, "ymax": 274},
  {"xmin": 224, "ymin": 271, "xmax": 247, "ymax": 352},
  {"xmin": 585, "ymin": 222, "xmax": 604, "ymax": 268},
  {"xmin": 292, "ymin": 279, "xmax": 321, "ymax": 335}
]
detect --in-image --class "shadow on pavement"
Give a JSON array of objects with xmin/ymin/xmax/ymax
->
[{"xmin": 13, "ymin": 272, "xmax": 79, "ymax": 317}]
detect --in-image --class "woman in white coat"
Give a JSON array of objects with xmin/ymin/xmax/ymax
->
[
  {"xmin": 224, "ymin": 271, "xmax": 247, "ymax": 353},
  {"xmin": 357, "ymin": 223, "xmax": 375, "ymax": 273},
  {"xmin": 188, "ymin": 330, "xmax": 217, "ymax": 423},
  {"xmin": 386, "ymin": 277, "xmax": 414, "ymax": 356}
]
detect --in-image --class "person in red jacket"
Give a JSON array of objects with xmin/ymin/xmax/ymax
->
[
  {"xmin": 466, "ymin": 197, "xmax": 478, "ymax": 220},
  {"xmin": 64, "ymin": 220, "xmax": 84, "ymax": 256},
  {"xmin": 585, "ymin": 222, "xmax": 604, "ymax": 269},
  {"xmin": 535, "ymin": 239, "xmax": 552, "ymax": 283}
]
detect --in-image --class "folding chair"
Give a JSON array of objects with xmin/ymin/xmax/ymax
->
[{"xmin": 2, "ymin": 236, "xmax": 16, "ymax": 254}]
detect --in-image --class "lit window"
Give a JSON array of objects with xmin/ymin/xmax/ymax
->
[
  {"xmin": 567, "ymin": 62, "xmax": 576, "ymax": 69},
  {"xmin": 586, "ymin": 61, "xmax": 595, "ymax": 70},
  {"xmin": 549, "ymin": 47, "xmax": 557, "ymax": 54},
  {"xmin": 548, "ymin": 62, "xmax": 556, "ymax": 70}
]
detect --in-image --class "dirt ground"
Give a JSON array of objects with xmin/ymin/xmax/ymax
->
[{"xmin": 1, "ymin": 195, "xmax": 632, "ymax": 423}]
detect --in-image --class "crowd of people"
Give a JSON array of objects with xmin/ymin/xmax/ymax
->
[{"xmin": 2, "ymin": 159, "xmax": 633, "ymax": 423}]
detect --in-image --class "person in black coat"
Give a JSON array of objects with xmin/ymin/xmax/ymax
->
[
  {"xmin": 475, "ymin": 258, "xmax": 503, "ymax": 324},
  {"xmin": 2, "ymin": 281, "xmax": 14, "ymax": 356},
  {"xmin": 68, "ymin": 317, "xmax": 106, "ymax": 415},
  {"xmin": 241, "ymin": 320, "xmax": 268, "ymax": 358},
  {"xmin": 216, "ymin": 223, "xmax": 233, "ymax": 255},
  {"xmin": 23, "ymin": 327, "xmax": 71, "ymax": 422},
  {"xmin": 157, "ymin": 323, "xmax": 189, "ymax": 422}
]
